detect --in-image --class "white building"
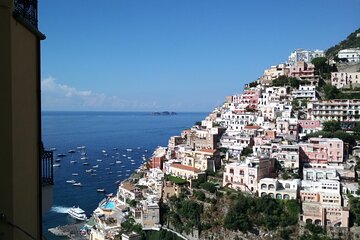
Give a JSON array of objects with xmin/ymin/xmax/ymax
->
[
  {"xmin": 258, "ymin": 178, "xmax": 300, "ymax": 200},
  {"xmin": 331, "ymin": 72, "xmax": 360, "ymax": 89},
  {"xmin": 338, "ymin": 48, "xmax": 360, "ymax": 63},
  {"xmin": 308, "ymin": 99, "xmax": 360, "ymax": 122},
  {"xmin": 288, "ymin": 49, "xmax": 324, "ymax": 66},
  {"xmin": 292, "ymin": 85, "xmax": 317, "ymax": 100}
]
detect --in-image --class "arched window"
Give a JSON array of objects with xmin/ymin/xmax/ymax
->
[
  {"xmin": 268, "ymin": 184, "xmax": 275, "ymax": 190},
  {"xmin": 261, "ymin": 184, "xmax": 267, "ymax": 190},
  {"xmin": 276, "ymin": 194, "xmax": 282, "ymax": 199},
  {"xmin": 283, "ymin": 194, "xmax": 290, "ymax": 200},
  {"xmin": 285, "ymin": 183, "xmax": 290, "ymax": 189}
]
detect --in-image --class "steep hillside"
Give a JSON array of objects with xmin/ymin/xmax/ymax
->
[{"xmin": 326, "ymin": 27, "xmax": 360, "ymax": 58}]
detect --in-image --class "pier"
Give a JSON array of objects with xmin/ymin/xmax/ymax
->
[{"xmin": 48, "ymin": 222, "xmax": 88, "ymax": 240}]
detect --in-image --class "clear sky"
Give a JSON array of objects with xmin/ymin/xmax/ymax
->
[{"xmin": 39, "ymin": 0, "xmax": 360, "ymax": 112}]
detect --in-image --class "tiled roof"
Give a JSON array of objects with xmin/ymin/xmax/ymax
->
[{"xmin": 170, "ymin": 164, "xmax": 202, "ymax": 173}]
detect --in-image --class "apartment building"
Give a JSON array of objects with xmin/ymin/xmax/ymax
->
[
  {"xmin": 223, "ymin": 157, "xmax": 275, "ymax": 193},
  {"xmin": 331, "ymin": 72, "xmax": 360, "ymax": 89},
  {"xmin": 299, "ymin": 137, "xmax": 344, "ymax": 164},
  {"xmin": 288, "ymin": 49, "xmax": 324, "ymax": 65},
  {"xmin": 309, "ymin": 99, "xmax": 360, "ymax": 122},
  {"xmin": 292, "ymin": 85, "xmax": 317, "ymax": 100},
  {"xmin": 338, "ymin": 48, "xmax": 360, "ymax": 63},
  {"xmin": 258, "ymin": 178, "xmax": 300, "ymax": 200}
]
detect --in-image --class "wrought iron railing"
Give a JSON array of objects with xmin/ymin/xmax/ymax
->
[
  {"xmin": 13, "ymin": 0, "xmax": 38, "ymax": 27},
  {"xmin": 42, "ymin": 150, "xmax": 54, "ymax": 185}
]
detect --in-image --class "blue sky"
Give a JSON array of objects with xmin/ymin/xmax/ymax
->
[{"xmin": 39, "ymin": 0, "xmax": 360, "ymax": 112}]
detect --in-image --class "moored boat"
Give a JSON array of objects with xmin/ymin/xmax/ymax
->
[
  {"xmin": 73, "ymin": 182, "xmax": 82, "ymax": 187},
  {"xmin": 53, "ymin": 163, "xmax": 61, "ymax": 167},
  {"xmin": 66, "ymin": 180, "xmax": 76, "ymax": 184},
  {"xmin": 97, "ymin": 188, "xmax": 105, "ymax": 192},
  {"xmin": 68, "ymin": 149, "xmax": 76, "ymax": 153}
]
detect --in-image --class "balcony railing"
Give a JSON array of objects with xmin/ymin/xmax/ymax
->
[
  {"xmin": 14, "ymin": 0, "xmax": 38, "ymax": 27},
  {"xmin": 42, "ymin": 150, "xmax": 54, "ymax": 186}
]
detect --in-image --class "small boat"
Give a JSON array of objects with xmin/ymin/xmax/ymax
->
[
  {"xmin": 121, "ymin": 165, "xmax": 125, "ymax": 168},
  {"xmin": 130, "ymin": 159, "xmax": 135, "ymax": 162},
  {"xmin": 53, "ymin": 163, "xmax": 61, "ymax": 167},
  {"xmin": 131, "ymin": 162, "xmax": 135, "ymax": 165},
  {"xmin": 72, "ymin": 173, "xmax": 79, "ymax": 176},
  {"xmin": 97, "ymin": 189, "xmax": 105, "ymax": 192},
  {"xmin": 108, "ymin": 172, "xmax": 113, "ymax": 174},
  {"xmin": 55, "ymin": 158, "xmax": 61, "ymax": 162},
  {"xmin": 92, "ymin": 165, "xmax": 99, "ymax": 168},
  {"xmin": 83, "ymin": 163, "xmax": 89, "ymax": 166},
  {"xmin": 77, "ymin": 146, "xmax": 86, "ymax": 150},
  {"xmin": 102, "ymin": 150, "xmax": 106, "ymax": 153},
  {"xmin": 137, "ymin": 147, "xmax": 141, "ymax": 149},
  {"xmin": 111, "ymin": 156, "xmax": 115, "ymax": 158},
  {"xmin": 49, "ymin": 147, "xmax": 57, "ymax": 151},
  {"xmin": 57, "ymin": 153, "xmax": 66, "ymax": 157},
  {"xmin": 115, "ymin": 152, "xmax": 120, "ymax": 155},
  {"xmin": 85, "ymin": 169, "xmax": 93, "ymax": 173},
  {"xmin": 104, "ymin": 153, "xmax": 108, "ymax": 157},
  {"xmin": 70, "ymin": 160, "xmax": 77, "ymax": 164},
  {"xmin": 91, "ymin": 173, "xmax": 97, "ymax": 176},
  {"xmin": 122, "ymin": 154, "xmax": 126, "ymax": 157},
  {"xmin": 126, "ymin": 169, "xmax": 131, "ymax": 172},
  {"xmin": 116, "ymin": 161, "xmax": 122, "ymax": 164},
  {"xmin": 105, "ymin": 167, "xmax": 110, "ymax": 170},
  {"xmin": 80, "ymin": 157, "xmax": 88, "ymax": 160},
  {"xmin": 117, "ymin": 174, "xmax": 122, "ymax": 177},
  {"xmin": 144, "ymin": 150, "xmax": 148, "ymax": 153},
  {"xmin": 109, "ymin": 163, "xmax": 115, "ymax": 166},
  {"xmin": 68, "ymin": 149, "xmax": 76, "ymax": 153},
  {"xmin": 96, "ymin": 159, "xmax": 103, "ymax": 162},
  {"xmin": 112, "ymin": 147, "xmax": 118, "ymax": 151},
  {"xmin": 126, "ymin": 149, "xmax": 132, "ymax": 152},
  {"xmin": 73, "ymin": 182, "xmax": 82, "ymax": 187},
  {"xmin": 66, "ymin": 180, "xmax": 76, "ymax": 184},
  {"xmin": 80, "ymin": 152, "xmax": 87, "ymax": 156},
  {"xmin": 68, "ymin": 206, "xmax": 87, "ymax": 221}
]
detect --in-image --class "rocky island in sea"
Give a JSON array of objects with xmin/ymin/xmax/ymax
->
[{"xmin": 151, "ymin": 111, "xmax": 177, "ymax": 116}]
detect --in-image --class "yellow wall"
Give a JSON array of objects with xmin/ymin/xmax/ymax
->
[{"xmin": 0, "ymin": 1, "xmax": 41, "ymax": 239}]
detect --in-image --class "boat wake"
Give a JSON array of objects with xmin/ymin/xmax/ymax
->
[{"xmin": 51, "ymin": 206, "xmax": 71, "ymax": 214}]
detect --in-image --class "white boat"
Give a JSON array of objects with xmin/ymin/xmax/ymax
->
[
  {"xmin": 55, "ymin": 158, "xmax": 61, "ymax": 162},
  {"xmin": 122, "ymin": 154, "xmax": 126, "ymax": 157},
  {"xmin": 68, "ymin": 206, "xmax": 87, "ymax": 221},
  {"xmin": 92, "ymin": 165, "xmax": 99, "ymax": 168},
  {"xmin": 72, "ymin": 173, "xmax": 79, "ymax": 176},
  {"xmin": 105, "ymin": 167, "xmax": 110, "ymax": 170},
  {"xmin": 109, "ymin": 163, "xmax": 115, "ymax": 166},
  {"xmin": 66, "ymin": 180, "xmax": 76, "ymax": 184},
  {"xmin": 126, "ymin": 149, "xmax": 132, "ymax": 152},
  {"xmin": 116, "ymin": 161, "xmax": 122, "ymax": 164},
  {"xmin": 102, "ymin": 150, "xmax": 106, "ymax": 153},
  {"xmin": 97, "ymin": 189, "xmax": 105, "ymax": 192},
  {"xmin": 53, "ymin": 164, "xmax": 61, "ymax": 167},
  {"xmin": 137, "ymin": 147, "xmax": 141, "ymax": 149},
  {"xmin": 85, "ymin": 169, "xmax": 93, "ymax": 173},
  {"xmin": 77, "ymin": 146, "xmax": 86, "ymax": 150},
  {"xmin": 73, "ymin": 182, "xmax": 82, "ymax": 187},
  {"xmin": 96, "ymin": 159, "xmax": 103, "ymax": 162},
  {"xmin": 83, "ymin": 163, "xmax": 89, "ymax": 165},
  {"xmin": 91, "ymin": 173, "xmax": 97, "ymax": 176},
  {"xmin": 70, "ymin": 160, "xmax": 77, "ymax": 164},
  {"xmin": 68, "ymin": 149, "xmax": 76, "ymax": 153},
  {"xmin": 131, "ymin": 162, "xmax": 135, "ymax": 165},
  {"xmin": 80, "ymin": 157, "xmax": 88, "ymax": 160},
  {"xmin": 49, "ymin": 147, "xmax": 57, "ymax": 151}
]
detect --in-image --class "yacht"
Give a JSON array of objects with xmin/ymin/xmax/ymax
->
[
  {"xmin": 102, "ymin": 150, "xmax": 106, "ymax": 153},
  {"xmin": 80, "ymin": 157, "xmax": 88, "ymax": 160},
  {"xmin": 66, "ymin": 180, "xmax": 76, "ymax": 184},
  {"xmin": 73, "ymin": 182, "xmax": 82, "ymax": 187},
  {"xmin": 92, "ymin": 165, "xmax": 99, "ymax": 168},
  {"xmin": 70, "ymin": 160, "xmax": 77, "ymax": 164},
  {"xmin": 68, "ymin": 149, "xmax": 76, "ymax": 153},
  {"xmin": 53, "ymin": 163, "xmax": 61, "ymax": 167},
  {"xmin": 85, "ymin": 169, "xmax": 93, "ymax": 173},
  {"xmin": 97, "ymin": 189, "xmax": 105, "ymax": 192},
  {"xmin": 55, "ymin": 158, "xmax": 61, "ymax": 162},
  {"xmin": 68, "ymin": 206, "xmax": 87, "ymax": 221}
]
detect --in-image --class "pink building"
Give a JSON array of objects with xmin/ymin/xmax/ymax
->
[
  {"xmin": 298, "ymin": 120, "xmax": 322, "ymax": 136},
  {"xmin": 299, "ymin": 138, "xmax": 343, "ymax": 164},
  {"xmin": 223, "ymin": 157, "xmax": 275, "ymax": 193},
  {"xmin": 232, "ymin": 89, "xmax": 261, "ymax": 109},
  {"xmin": 289, "ymin": 61, "xmax": 315, "ymax": 79}
]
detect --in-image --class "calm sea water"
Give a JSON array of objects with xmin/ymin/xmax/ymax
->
[{"xmin": 42, "ymin": 111, "xmax": 208, "ymax": 239}]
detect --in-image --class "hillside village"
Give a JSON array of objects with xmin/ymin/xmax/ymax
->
[{"xmin": 88, "ymin": 29, "xmax": 360, "ymax": 240}]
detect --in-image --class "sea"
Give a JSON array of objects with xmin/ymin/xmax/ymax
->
[{"xmin": 42, "ymin": 111, "xmax": 208, "ymax": 239}]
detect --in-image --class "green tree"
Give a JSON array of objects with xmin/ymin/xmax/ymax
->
[
  {"xmin": 323, "ymin": 84, "xmax": 341, "ymax": 100},
  {"xmin": 241, "ymin": 147, "xmax": 253, "ymax": 157},
  {"xmin": 322, "ymin": 121, "xmax": 341, "ymax": 132},
  {"xmin": 199, "ymin": 182, "xmax": 217, "ymax": 193},
  {"xmin": 311, "ymin": 57, "xmax": 328, "ymax": 76}
]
